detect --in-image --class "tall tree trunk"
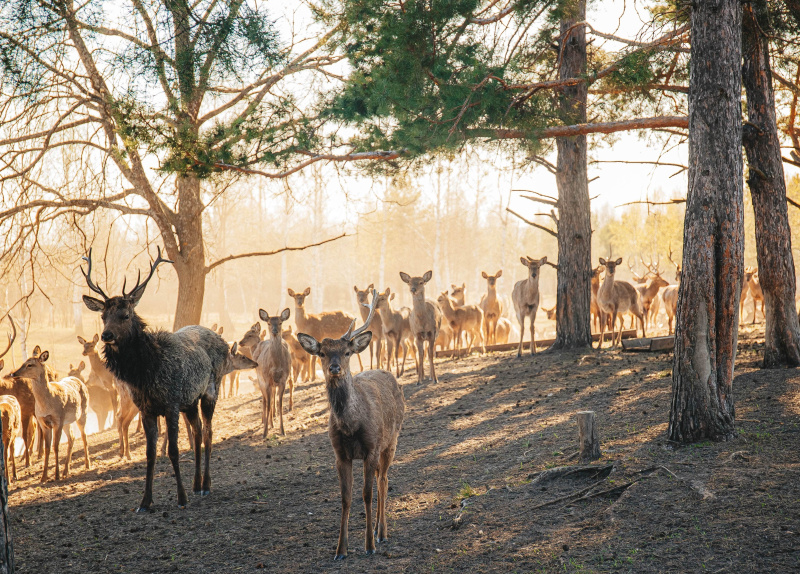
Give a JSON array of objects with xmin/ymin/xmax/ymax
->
[
  {"xmin": 0, "ymin": 431, "xmax": 13, "ymax": 574},
  {"xmin": 550, "ymin": 0, "xmax": 592, "ymax": 350},
  {"xmin": 742, "ymin": 1, "xmax": 800, "ymax": 367},
  {"xmin": 171, "ymin": 175, "xmax": 206, "ymax": 330},
  {"xmin": 668, "ymin": 0, "xmax": 743, "ymax": 443}
]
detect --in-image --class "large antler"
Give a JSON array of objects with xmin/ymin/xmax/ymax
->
[
  {"xmin": 667, "ymin": 244, "xmax": 679, "ymax": 269},
  {"xmin": 343, "ymin": 289, "xmax": 378, "ymax": 340},
  {"xmin": 82, "ymin": 248, "xmax": 110, "ymax": 301},
  {"xmin": 123, "ymin": 246, "xmax": 174, "ymax": 301},
  {"xmin": 0, "ymin": 315, "xmax": 16, "ymax": 361}
]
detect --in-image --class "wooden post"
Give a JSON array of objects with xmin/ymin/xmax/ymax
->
[{"xmin": 577, "ymin": 411, "xmax": 600, "ymax": 462}]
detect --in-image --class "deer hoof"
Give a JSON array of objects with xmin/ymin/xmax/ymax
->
[
  {"xmin": 200, "ymin": 490, "xmax": 210, "ymax": 497},
  {"xmin": 177, "ymin": 504, "xmax": 187, "ymax": 510},
  {"xmin": 136, "ymin": 506, "xmax": 150, "ymax": 514},
  {"xmin": 333, "ymin": 554, "xmax": 347, "ymax": 561},
  {"xmin": 365, "ymin": 549, "xmax": 376, "ymax": 556}
]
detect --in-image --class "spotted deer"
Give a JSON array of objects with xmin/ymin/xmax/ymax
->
[
  {"xmin": 355, "ymin": 284, "xmax": 384, "ymax": 370},
  {"xmin": 512, "ymin": 256, "xmax": 547, "ymax": 356},
  {"xmin": 479, "ymin": 271, "xmax": 504, "ymax": 345},
  {"xmin": 399, "ymin": 271, "xmax": 442, "ymax": 384},
  {"xmin": 11, "ymin": 349, "xmax": 91, "ymax": 482},
  {"xmin": 297, "ymin": 291, "xmax": 405, "ymax": 560},
  {"xmin": 288, "ymin": 287, "xmax": 363, "ymax": 381},
  {"xmin": 597, "ymin": 257, "xmax": 646, "ymax": 348}
]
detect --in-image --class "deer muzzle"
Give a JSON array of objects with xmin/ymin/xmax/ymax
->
[{"xmin": 101, "ymin": 331, "xmax": 115, "ymax": 343}]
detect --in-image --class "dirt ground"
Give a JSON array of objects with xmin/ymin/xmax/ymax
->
[{"xmin": 8, "ymin": 323, "xmax": 800, "ymax": 573}]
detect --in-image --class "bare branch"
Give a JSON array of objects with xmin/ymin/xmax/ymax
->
[
  {"xmin": 475, "ymin": 116, "xmax": 689, "ymax": 140},
  {"xmin": 215, "ymin": 150, "xmax": 405, "ymax": 179},
  {"xmin": 506, "ymin": 208, "xmax": 558, "ymax": 237}
]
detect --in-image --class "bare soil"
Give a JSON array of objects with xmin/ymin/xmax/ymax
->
[{"xmin": 9, "ymin": 324, "xmax": 800, "ymax": 573}]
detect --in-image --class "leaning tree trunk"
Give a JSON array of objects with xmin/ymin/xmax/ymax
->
[
  {"xmin": 550, "ymin": 0, "xmax": 592, "ymax": 350},
  {"xmin": 668, "ymin": 0, "xmax": 743, "ymax": 443},
  {"xmin": 170, "ymin": 175, "xmax": 207, "ymax": 331},
  {"xmin": 742, "ymin": 1, "xmax": 800, "ymax": 367}
]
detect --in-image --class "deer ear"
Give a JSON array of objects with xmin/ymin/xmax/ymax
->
[
  {"xmin": 368, "ymin": 283, "xmax": 374, "ymax": 290},
  {"xmin": 539, "ymin": 256, "xmax": 548, "ymax": 266},
  {"xmin": 599, "ymin": 258, "xmax": 607, "ymax": 266},
  {"xmin": 390, "ymin": 293, "xmax": 396, "ymax": 301},
  {"xmin": 77, "ymin": 335, "xmax": 86, "ymax": 344},
  {"xmin": 211, "ymin": 323, "xmax": 217, "ymax": 331},
  {"xmin": 399, "ymin": 272, "xmax": 411, "ymax": 284},
  {"xmin": 496, "ymin": 270, "xmax": 502, "ymax": 277},
  {"xmin": 287, "ymin": 288, "xmax": 295, "ymax": 297},
  {"xmin": 92, "ymin": 333, "xmax": 99, "ymax": 344},
  {"xmin": 615, "ymin": 257, "xmax": 623, "ymax": 266},
  {"xmin": 350, "ymin": 331, "xmax": 372, "ymax": 354},
  {"xmin": 230, "ymin": 342, "xmax": 238, "ymax": 355},
  {"xmin": 32, "ymin": 346, "xmax": 41, "ymax": 358},
  {"xmin": 384, "ymin": 287, "xmax": 391, "ymax": 295},
  {"xmin": 280, "ymin": 308, "xmax": 291, "ymax": 322},
  {"xmin": 297, "ymin": 333, "xmax": 321, "ymax": 356},
  {"xmin": 79, "ymin": 361, "xmax": 85, "ymax": 371},
  {"xmin": 218, "ymin": 326, "xmax": 223, "ymax": 335},
  {"xmin": 83, "ymin": 295, "xmax": 105, "ymax": 312},
  {"xmin": 259, "ymin": 309, "xmax": 269, "ymax": 322},
  {"xmin": 520, "ymin": 257, "xmax": 529, "ymax": 267},
  {"xmin": 250, "ymin": 322, "xmax": 261, "ymax": 333},
  {"xmin": 353, "ymin": 285, "xmax": 359, "ymax": 293},
  {"xmin": 481, "ymin": 271, "xmax": 488, "ymax": 279},
  {"xmin": 451, "ymin": 284, "xmax": 457, "ymax": 291},
  {"xmin": 39, "ymin": 350, "xmax": 49, "ymax": 362},
  {"xmin": 303, "ymin": 287, "xmax": 311, "ymax": 296},
  {"xmin": 423, "ymin": 270, "xmax": 433, "ymax": 283}
]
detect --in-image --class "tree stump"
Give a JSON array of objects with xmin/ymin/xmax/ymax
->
[{"xmin": 577, "ymin": 411, "xmax": 600, "ymax": 462}]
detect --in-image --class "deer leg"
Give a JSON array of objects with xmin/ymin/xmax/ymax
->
[
  {"xmin": 137, "ymin": 413, "xmax": 159, "ymax": 513},
  {"xmin": 335, "ymin": 458, "xmax": 353, "ymax": 560},
  {"xmin": 376, "ymin": 338, "xmax": 382, "ymax": 370},
  {"xmin": 288, "ymin": 375, "xmax": 294, "ymax": 412},
  {"xmin": 263, "ymin": 381, "xmax": 274, "ymax": 438},
  {"xmin": 416, "ymin": 337, "xmax": 425, "ymax": 385},
  {"xmin": 310, "ymin": 356, "xmax": 317, "ymax": 382},
  {"xmin": 752, "ymin": 297, "xmax": 757, "ymax": 325},
  {"xmin": 369, "ymin": 339, "xmax": 374, "ymax": 370},
  {"xmin": 517, "ymin": 314, "xmax": 525, "ymax": 357},
  {"xmin": 121, "ymin": 410, "xmax": 134, "ymax": 461},
  {"xmin": 199, "ymin": 395, "xmax": 216, "ymax": 496},
  {"xmin": 428, "ymin": 336, "xmax": 438, "ymax": 384},
  {"xmin": 22, "ymin": 415, "xmax": 30, "ymax": 468},
  {"xmin": 363, "ymin": 455, "xmax": 378, "ymax": 555},
  {"xmin": 63, "ymin": 426, "xmax": 74, "ymax": 479},
  {"xmin": 9, "ymin": 436, "xmax": 16, "ymax": 482},
  {"xmin": 185, "ymin": 404, "xmax": 202, "ymax": 494},
  {"xmin": 356, "ymin": 350, "xmax": 364, "ymax": 373},
  {"xmin": 611, "ymin": 310, "xmax": 619, "ymax": 347},
  {"xmin": 78, "ymin": 421, "xmax": 90, "ymax": 470},
  {"xmin": 376, "ymin": 441, "xmax": 396, "ymax": 543},
  {"xmin": 530, "ymin": 313, "xmax": 536, "ymax": 355},
  {"xmin": 165, "ymin": 410, "xmax": 188, "ymax": 509},
  {"xmin": 278, "ymin": 381, "xmax": 286, "ymax": 436},
  {"xmin": 36, "ymin": 422, "xmax": 43, "ymax": 461},
  {"xmin": 40, "ymin": 424, "xmax": 51, "ymax": 483}
]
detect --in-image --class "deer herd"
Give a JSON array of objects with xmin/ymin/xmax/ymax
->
[{"xmin": 0, "ymin": 245, "xmax": 773, "ymax": 559}]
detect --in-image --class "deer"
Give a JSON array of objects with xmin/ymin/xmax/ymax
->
[
  {"xmin": 0, "ymin": 317, "xmax": 37, "ymax": 468},
  {"xmin": 435, "ymin": 321, "xmax": 454, "ymax": 351},
  {"xmin": 542, "ymin": 305, "xmax": 556, "ymax": 321},
  {"xmin": 77, "ymin": 334, "xmax": 119, "ymax": 422},
  {"xmin": 82, "ymin": 247, "xmax": 230, "ymax": 512},
  {"xmin": 374, "ymin": 288, "xmax": 413, "ymax": 377},
  {"xmin": 248, "ymin": 309, "xmax": 292, "ymax": 437},
  {"xmin": 11, "ymin": 349, "xmax": 91, "ymax": 482},
  {"xmin": 512, "ymin": 256, "xmax": 547, "ymax": 356},
  {"xmin": 399, "ymin": 271, "xmax": 442, "ymax": 384},
  {"xmin": 478, "ymin": 271, "xmax": 504, "ymax": 345},
  {"xmin": 590, "ymin": 266, "xmax": 605, "ymax": 333},
  {"xmin": 288, "ymin": 287, "xmax": 363, "ymax": 381},
  {"xmin": 297, "ymin": 290, "xmax": 405, "ymax": 560},
  {"xmin": 437, "ymin": 291, "xmax": 485, "ymax": 356},
  {"xmin": 355, "ymin": 284, "xmax": 385, "ymax": 370},
  {"xmin": 743, "ymin": 267, "xmax": 764, "ymax": 324},
  {"xmin": 636, "ymin": 273, "xmax": 670, "ymax": 332},
  {"xmin": 283, "ymin": 326, "xmax": 311, "ymax": 387},
  {"xmin": 596, "ymin": 257, "xmax": 646, "ymax": 348},
  {"xmin": 495, "ymin": 317, "xmax": 512, "ymax": 344},
  {"xmin": 68, "ymin": 361, "xmax": 114, "ymax": 433},
  {"xmin": 662, "ymin": 247, "xmax": 682, "ymax": 335},
  {"xmin": 0, "ymin": 395, "xmax": 20, "ymax": 482}
]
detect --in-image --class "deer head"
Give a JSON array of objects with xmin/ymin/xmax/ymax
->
[
  {"xmin": 239, "ymin": 323, "xmax": 262, "ymax": 349},
  {"xmin": 481, "ymin": 270, "xmax": 502, "ymax": 287},
  {"xmin": 81, "ymin": 247, "xmax": 173, "ymax": 348},
  {"xmin": 11, "ymin": 348, "xmax": 49, "ymax": 381},
  {"xmin": 399, "ymin": 270, "xmax": 432, "ymax": 295},
  {"xmin": 68, "ymin": 361, "xmax": 86, "ymax": 382},
  {"xmin": 287, "ymin": 287, "xmax": 312, "ymax": 308},
  {"xmin": 598, "ymin": 257, "xmax": 623, "ymax": 278},
  {"xmin": 259, "ymin": 308, "xmax": 291, "ymax": 339},
  {"xmin": 297, "ymin": 290, "xmax": 377, "ymax": 383},
  {"xmin": 77, "ymin": 333, "xmax": 100, "ymax": 355},
  {"xmin": 225, "ymin": 342, "xmax": 258, "ymax": 374},
  {"xmin": 520, "ymin": 256, "xmax": 547, "ymax": 280}
]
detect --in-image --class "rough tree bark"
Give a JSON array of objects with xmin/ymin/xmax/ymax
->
[
  {"xmin": 0, "ymin": 415, "xmax": 13, "ymax": 573},
  {"xmin": 168, "ymin": 175, "xmax": 206, "ymax": 330},
  {"xmin": 668, "ymin": 0, "xmax": 743, "ymax": 443},
  {"xmin": 742, "ymin": 1, "xmax": 800, "ymax": 367},
  {"xmin": 550, "ymin": 0, "xmax": 593, "ymax": 350}
]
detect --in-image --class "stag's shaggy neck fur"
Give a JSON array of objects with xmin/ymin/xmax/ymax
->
[
  {"xmin": 327, "ymin": 377, "xmax": 352, "ymax": 420},
  {"xmin": 102, "ymin": 314, "xmax": 163, "ymax": 392}
]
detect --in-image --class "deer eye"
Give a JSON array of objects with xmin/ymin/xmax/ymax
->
[
  {"xmin": 319, "ymin": 352, "xmax": 325, "ymax": 358},
  {"xmin": 345, "ymin": 352, "xmax": 351, "ymax": 357}
]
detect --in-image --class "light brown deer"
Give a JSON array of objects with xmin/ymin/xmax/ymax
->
[
  {"xmin": 288, "ymin": 287, "xmax": 362, "ymax": 381},
  {"xmin": 636, "ymin": 274, "xmax": 670, "ymax": 332},
  {"xmin": 77, "ymin": 334, "xmax": 118, "ymax": 423},
  {"xmin": 743, "ymin": 267, "xmax": 764, "ymax": 324},
  {"xmin": 479, "ymin": 271, "xmax": 504, "ymax": 345},
  {"xmin": 68, "ymin": 361, "xmax": 113, "ymax": 432},
  {"xmin": 590, "ymin": 266, "xmax": 605, "ymax": 333},
  {"xmin": 374, "ymin": 289, "xmax": 413, "ymax": 377},
  {"xmin": 0, "ymin": 395, "xmax": 20, "ymax": 482},
  {"xmin": 512, "ymin": 256, "xmax": 547, "ymax": 356},
  {"xmin": 495, "ymin": 317, "xmax": 512, "ymax": 344},
  {"xmin": 0, "ymin": 363, "xmax": 36, "ymax": 469},
  {"xmin": 597, "ymin": 257, "xmax": 646, "ymax": 348},
  {"xmin": 663, "ymin": 248, "xmax": 682, "ymax": 335},
  {"xmin": 11, "ymin": 350, "xmax": 91, "ymax": 482},
  {"xmin": 296, "ymin": 291, "xmax": 405, "ymax": 560},
  {"xmin": 283, "ymin": 326, "xmax": 311, "ymax": 387},
  {"xmin": 399, "ymin": 271, "xmax": 442, "ymax": 384},
  {"xmin": 450, "ymin": 283, "xmax": 466, "ymax": 306},
  {"xmin": 542, "ymin": 305, "xmax": 556, "ymax": 321},
  {"xmin": 437, "ymin": 291, "xmax": 485, "ymax": 356},
  {"xmin": 435, "ymin": 321, "xmax": 454, "ymax": 351},
  {"xmin": 355, "ymin": 284, "xmax": 384, "ymax": 369}
]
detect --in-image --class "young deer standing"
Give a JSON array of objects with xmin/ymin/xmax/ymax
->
[
  {"xmin": 374, "ymin": 288, "xmax": 413, "ymax": 377},
  {"xmin": 0, "ymin": 395, "xmax": 20, "ymax": 482},
  {"xmin": 437, "ymin": 291, "xmax": 485, "ymax": 356},
  {"xmin": 512, "ymin": 256, "xmax": 547, "ymax": 356},
  {"xmin": 69, "ymin": 361, "xmax": 114, "ymax": 432},
  {"xmin": 355, "ymin": 284, "xmax": 384, "ymax": 369},
  {"xmin": 662, "ymin": 248, "xmax": 682, "ymax": 335},
  {"xmin": 77, "ymin": 334, "xmax": 119, "ymax": 423},
  {"xmin": 12, "ymin": 350, "xmax": 91, "ymax": 482},
  {"xmin": 743, "ymin": 267, "xmax": 764, "ymax": 324},
  {"xmin": 288, "ymin": 287, "xmax": 363, "ymax": 381},
  {"xmin": 495, "ymin": 317, "xmax": 512, "ymax": 344},
  {"xmin": 479, "ymin": 271, "xmax": 504, "ymax": 345},
  {"xmin": 0, "ymin": 364, "xmax": 36, "ymax": 469},
  {"xmin": 297, "ymin": 291, "xmax": 405, "ymax": 560},
  {"xmin": 636, "ymin": 274, "xmax": 670, "ymax": 332},
  {"xmin": 399, "ymin": 271, "xmax": 442, "ymax": 384},
  {"xmin": 596, "ymin": 257, "xmax": 646, "ymax": 348},
  {"xmin": 255, "ymin": 309, "xmax": 292, "ymax": 436},
  {"xmin": 83, "ymin": 247, "xmax": 229, "ymax": 512},
  {"xmin": 282, "ymin": 326, "xmax": 311, "ymax": 387}
]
